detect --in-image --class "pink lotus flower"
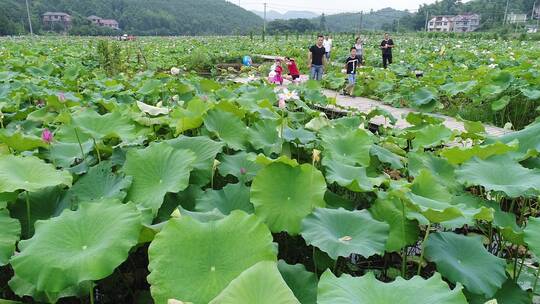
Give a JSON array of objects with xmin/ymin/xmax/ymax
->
[
  {"xmin": 58, "ymin": 92, "xmax": 66, "ymax": 103},
  {"xmin": 41, "ymin": 128, "xmax": 53, "ymax": 144},
  {"xmin": 278, "ymin": 98, "xmax": 286, "ymax": 109},
  {"xmin": 240, "ymin": 167, "xmax": 247, "ymax": 175}
]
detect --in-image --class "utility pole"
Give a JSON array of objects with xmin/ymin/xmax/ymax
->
[
  {"xmin": 425, "ymin": 11, "xmax": 430, "ymax": 32},
  {"xmin": 503, "ymin": 0, "xmax": 510, "ymax": 25},
  {"xmin": 359, "ymin": 11, "xmax": 363, "ymax": 33},
  {"xmin": 532, "ymin": 0, "xmax": 537, "ymax": 20},
  {"xmin": 25, "ymin": 0, "xmax": 33, "ymax": 35},
  {"xmin": 262, "ymin": 2, "xmax": 267, "ymax": 41}
]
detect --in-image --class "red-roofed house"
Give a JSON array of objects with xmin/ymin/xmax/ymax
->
[{"xmin": 87, "ymin": 15, "xmax": 120, "ymax": 30}]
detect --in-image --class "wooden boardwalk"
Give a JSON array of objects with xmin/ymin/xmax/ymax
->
[{"xmin": 232, "ymin": 77, "xmax": 513, "ymax": 137}]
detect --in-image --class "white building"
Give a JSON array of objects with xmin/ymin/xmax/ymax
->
[
  {"xmin": 506, "ymin": 13, "xmax": 527, "ymax": 24},
  {"xmin": 428, "ymin": 16, "xmax": 454, "ymax": 32},
  {"xmin": 428, "ymin": 14, "xmax": 480, "ymax": 32}
]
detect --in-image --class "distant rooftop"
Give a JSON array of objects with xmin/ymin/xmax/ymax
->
[{"xmin": 43, "ymin": 12, "xmax": 70, "ymax": 16}]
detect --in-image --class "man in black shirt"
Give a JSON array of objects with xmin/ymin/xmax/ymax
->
[
  {"xmin": 380, "ymin": 33, "xmax": 394, "ymax": 69},
  {"xmin": 308, "ymin": 34, "xmax": 326, "ymax": 80},
  {"xmin": 344, "ymin": 47, "xmax": 361, "ymax": 95}
]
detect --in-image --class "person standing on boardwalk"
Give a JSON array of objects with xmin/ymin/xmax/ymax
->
[
  {"xmin": 308, "ymin": 34, "xmax": 326, "ymax": 81},
  {"xmin": 380, "ymin": 33, "xmax": 394, "ymax": 69},
  {"xmin": 344, "ymin": 47, "xmax": 361, "ymax": 95},
  {"xmin": 354, "ymin": 36, "xmax": 364, "ymax": 65},
  {"xmin": 323, "ymin": 35, "xmax": 333, "ymax": 61}
]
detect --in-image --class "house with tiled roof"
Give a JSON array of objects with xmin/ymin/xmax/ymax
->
[
  {"xmin": 87, "ymin": 15, "xmax": 120, "ymax": 30},
  {"xmin": 42, "ymin": 12, "xmax": 72, "ymax": 26}
]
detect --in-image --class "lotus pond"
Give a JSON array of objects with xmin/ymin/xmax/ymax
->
[{"xmin": 0, "ymin": 36, "xmax": 539, "ymax": 304}]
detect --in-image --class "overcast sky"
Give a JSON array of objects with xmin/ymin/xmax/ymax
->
[{"xmin": 236, "ymin": 0, "xmax": 442, "ymax": 14}]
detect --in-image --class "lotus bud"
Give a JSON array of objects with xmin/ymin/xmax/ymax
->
[
  {"xmin": 58, "ymin": 92, "xmax": 66, "ymax": 103},
  {"xmin": 213, "ymin": 159, "xmax": 221, "ymax": 171},
  {"xmin": 240, "ymin": 167, "xmax": 247, "ymax": 175},
  {"xmin": 170, "ymin": 209, "xmax": 181, "ymax": 218},
  {"xmin": 312, "ymin": 149, "xmax": 321, "ymax": 163},
  {"xmin": 503, "ymin": 122, "xmax": 513, "ymax": 130},
  {"xmin": 41, "ymin": 128, "xmax": 53, "ymax": 144}
]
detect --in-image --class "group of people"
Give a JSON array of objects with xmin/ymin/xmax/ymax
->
[{"xmin": 268, "ymin": 33, "xmax": 395, "ymax": 91}]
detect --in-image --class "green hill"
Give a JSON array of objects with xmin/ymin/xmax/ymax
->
[
  {"xmin": 315, "ymin": 8, "xmax": 411, "ymax": 32},
  {"xmin": 0, "ymin": 0, "xmax": 263, "ymax": 35}
]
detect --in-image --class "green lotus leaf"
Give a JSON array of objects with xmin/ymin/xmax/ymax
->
[
  {"xmin": 255, "ymin": 154, "xmax": 299, "ymax": 167},
  {"xmin": 370, "ymin": 145, "xmax": 405, "ymax": 169},
  {"xmin": 521, "ymin": 88, "xmax": 540, "ymax": 100},
  {"xmin": 0, "ymin": 209, "xmax": 20, "ymax": 265},
  {"xmin": 440, "ymin": 141, "xmax": 518, "ymax": 165},
  {"xmin": 369, "ymin": 194, "xmax": 420, "ymax": 252},
  {"xmin": 317, "ymin": 270, "xmax": 467, "ymax": 304},
  {"xmin": 277, "ymin": 260, "xmax": 317, "ymax": 304},
  {"xmin": 49, "ymin": 141, "xmax": 94, "ymax": 168},
  {"xmin": 466, "ymin": 279, "xmax": 530, "ymax": 304},
  {"xmin": 8, "ymin": 274, "xmax": 89, "ymax": 304},
  {"xmin": 248, "ymin": 119, "xmax": 282, "ymax": 155},
  {"xmin": 524, "ymin": 216, "xmax": 540, "ymax": 259},
  {"xmin": 412, "ymin": 124, "xmax": 452, "ymax": 150},
  {"xmin": 166, "ymin": 136, "xmax": 224, "ymax": 171},
  {"xmin": 479, "ymin": 199, "xmax": 523, "ymax": 245},
  {"xmin": 171, "ymin": 97, "xmax": 213, "ymax": 134},
  {"xmin": 63, "ymin": 161, "xmax": 132, "ymax": 206},
  {"xmin": 251, "ymin": 162, "xmax": 326, "ymax": 235},
  {"xmin": 305, "ymin": 116, "xmax": 331, "ymax": 131},
  {"xmin": 283, "ymin": 127, "xmax": 316, "ymax": 145},
  {"xmin": 0, "ymin": 129, "xmax": 47, "ymax": 152},
  {"xmin": 72, "ymin": 109, "xmax": 145, "ymax": 142},
  {"xmin": 0, "ymin": 155, "xmax": 72, "ymax": 193},
  {"xmin": 137, "ymin": 78, "xmax": 162, "ymax": 95},
  {"xmin": 147, "ymin": 211, "xmax": 276, "ymax": 304},
  {"xmin": 441, "ymin": 193, "xmax": 494, "ymax": 230},
  {"xmin": 323, "ymin": 158, "xmax": 383, "ymax": 193},
  {"xmin": 10, "ymin": 200, "xmax": 141, "ymax": 295},
  {"xmin": 485, "ymin": 121, "xmax": 540, "ymax": 158},
  {"xmin": 123, "ymin": 143, "xmax": 196, "ymax": 214},
  {"xmin": 208, "ymin": 261, "xmax": 299, "ymax": 304},
  {"xmin": 410, "ymin": 87, "xmax": 439, "ymax": 111},
  {"xmin": 204, "ymin": 109, "xmax": 248, "ymax": 150},
  {"xmin": 320, "ymin": 127, "xmax": 373, "ymax": 167},
  {"xmin": 440, "ymin": 81, "xmax": 477, "ymax": 96},
  {"xmin": 408, "ymin": 152, "xmax": 458, "ymax": 190},
  {"xmin": 406, "ymin": 170, "xmax": 462, "ymax": 223},
  {"xmin": 456, "ymin": 155, "xmax": 540, "ymax": 198},
  {"xmin": 178, "ymin": 206, "xmax": 226, "ymax": 223},
  {"xmin": 491, "ymin": 96, "xmax": 511, "ymax": 112},
  {"xmin": 166, "ymin": 135, "xmax": 224, "ymax": 186},
  {"xmin": 195, "ymin": 183, "xmax": 253, "ymax": 215},
  {"xmin": 301, "ymin": 208, "xmax": 389, "ymax": 260},
  {"xmin": 424, "ymin": 232, "xmax": 507, "ymax": 297},
  {"xmin": 219, "ymin": 152, "xmax": 262, "ymax": 182}
]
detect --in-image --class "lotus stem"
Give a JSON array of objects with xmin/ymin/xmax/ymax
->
[
  {"xmin": 532, "ymin": 265, "xmax": 540, "ymax": 300},
  {"xmin": 401, "ymin": 198, "xmax": 407, "ymax": 278},
  {"xmin": 93, "ymin": 138, "xmax": 101, "ymax": 163},
  {"xmin": 89, "ymin": 284, "xmax": 95, "ymax": 304},
  {"xmin": 515, "ymin": 254, "xmax": 526, "ymax": 282},
  {"xmin": 312, "ymin": 246, "xmax": 318, "ymax": 277},
  {"xmin": 417, "ymin": 223, "xmax": 431, "ymax": 276},
  {"xmin": 25, "ymin": 191, "xmax": 31, "ymax": 235},
  {"xmin": 73, "ymin": 127, "xmax": 86, "ymax": 162}
]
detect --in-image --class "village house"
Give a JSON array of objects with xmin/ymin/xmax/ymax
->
[
  {"xmin": 428, "ymin": 14, "xmax": 480, "ymax": 32},
  {"xmin": 42, "ymin": 12, "xmax": 72, "ymax": 27},
  {"xmin": 87, "ymin": 15, "xmax": 120, "ymax": 30},
  {"xmin": 506, "ymin": 13, "xmax": 528, "ymax": 24}
]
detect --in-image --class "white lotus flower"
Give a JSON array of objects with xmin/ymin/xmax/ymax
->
[
  {"xmin": 488, "ymin": 63, "xmax": 498, "ymax": 69},
  {"xmin": 170, "ymin": 67, "xmax": 180, "ymax": 75},
  {"xmin": 400, "ymin": 49, "xmax": 405, "ymax": 53},
  {"xmin": 489, "ymin": 58, "xmax": 495, "ymax": 62},
  {"xmin": 278, "ymin": 88, "xmax": 299, "ymax": 101}
]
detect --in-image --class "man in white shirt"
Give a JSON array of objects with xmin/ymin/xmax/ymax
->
[{"xmin": 323, "ymin": 35, "xmax": 332, "ymax": 61}]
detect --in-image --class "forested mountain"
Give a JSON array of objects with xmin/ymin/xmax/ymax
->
[
  {"xmin": 252, "ymin": 10, "xmax": 319, "ymax": 20},
  {"xmin": 0, "ymin": 0, "xmax": 263, "ymax": 35},
  {"xmin": 314, "ymin": 8, "xmax": 411, "ymax": 32},
  {"xmin": 397, "ymin": 0, "xmax": 537, "ymax": 31}
]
